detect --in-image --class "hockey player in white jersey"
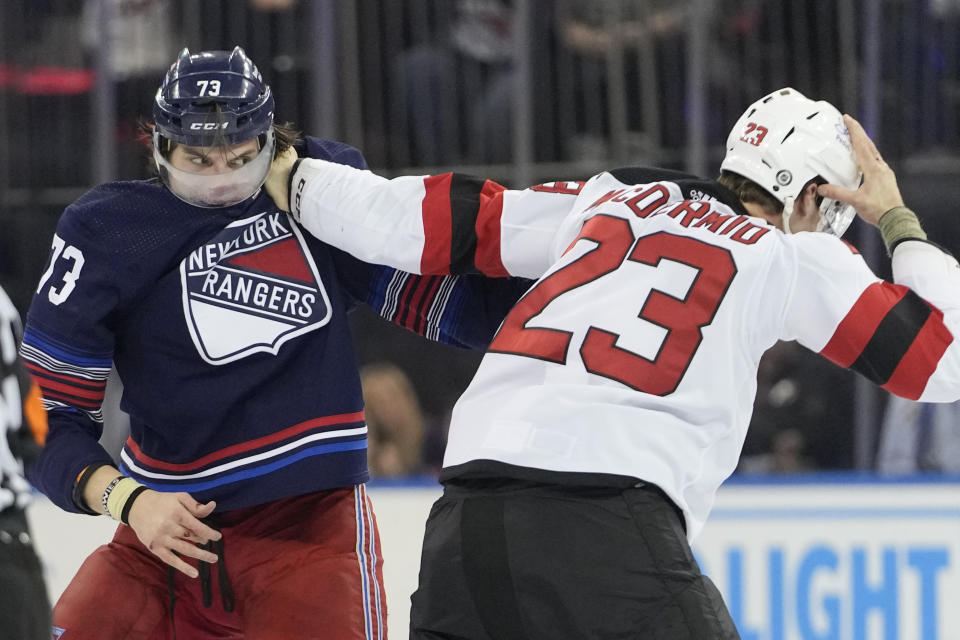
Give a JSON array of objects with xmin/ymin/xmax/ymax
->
[{"xmin": 268, "ymin": 88, "xmax": 960, "ymax": 639}]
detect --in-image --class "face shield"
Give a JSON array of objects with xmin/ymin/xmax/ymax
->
[
  {"xmin": 153, "ymin": 128, "xmax": 275, "ymax": 208},
  {"xmin": 816, "ymin": 197, "xmax": 858, "ymax": 236}
]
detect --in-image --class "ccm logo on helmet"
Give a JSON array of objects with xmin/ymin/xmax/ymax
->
[{"xmin": 189, "ymin": 122, "xmax": 230, "ymax": 131}]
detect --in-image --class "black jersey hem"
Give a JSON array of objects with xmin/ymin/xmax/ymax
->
[{"xmin": 440, "ymin": 459, "xmax": 642, "ymax": 490}]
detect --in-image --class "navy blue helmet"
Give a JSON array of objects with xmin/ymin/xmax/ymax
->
[
  {"xmin": 151, "ymin": 47, "xmax": 278, "ymax": 207},
  {"xmin": 153, "ymin": 46, "xmax": 275, "ymax": 148}
]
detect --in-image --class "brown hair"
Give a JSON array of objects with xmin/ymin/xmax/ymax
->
[
  {"xmin": 272, "ymin": 122, "xmax": 302, "ymax": 154},
  {"xmin": 717, "ymin": 170, "xmax": 783, "ymax": 215},
  {"xmin": 138, "ymin": 120, "xmax": 302, "ymax": 159}
]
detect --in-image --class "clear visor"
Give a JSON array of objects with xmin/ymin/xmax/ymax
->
[
  {"xmin": 153, "ymin": 129, "xmax": 275, "ymax": 208},
  {"xmin": 814, "ymin": 169, "xmax": 863, "ymax": 237},
  {"xmin": 815, "ymin": 197, "xmax": 857, "ymax": 236},
  {"xmin": 817, "ymin": 198, "xmax": 857, "ymax": 238}
]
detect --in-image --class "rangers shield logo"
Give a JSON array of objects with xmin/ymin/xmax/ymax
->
[{"xmin": 181, "ymin": 211, "xmax": 332, "ymax": 365}]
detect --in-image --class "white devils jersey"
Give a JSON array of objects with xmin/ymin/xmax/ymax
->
[{"xmin": 292, "ymin": 161, "xmax": 960, "ymax": 540}]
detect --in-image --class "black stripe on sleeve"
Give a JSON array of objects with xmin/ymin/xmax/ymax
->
[
  {"xmin": 850, "ymin": 289, "xmax": 932, "ymax": 384},
  {"xmin": 448, "ymin": 174, "xmax": 484, "ymax": 275}
]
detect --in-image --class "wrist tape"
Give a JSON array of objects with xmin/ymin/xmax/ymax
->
[
  {"xmin": 102, "ymin": 476, "xmax": 148, "ymax": 525},
  {"xmin": 878, "ymin": 206, "xmax": 926, "ymax": 255}
]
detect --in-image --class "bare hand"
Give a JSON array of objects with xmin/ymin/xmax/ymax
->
[
  {"xmin": 266, "ymin": 146, "xmax": 298, "ymax": 212},
  {"xmin": 816, "ymin": 114, "xmax": 904, "ymax": 227},
  {"xmin": 126, "ymin": 490, "xmax": 222, "ymax": 578}
]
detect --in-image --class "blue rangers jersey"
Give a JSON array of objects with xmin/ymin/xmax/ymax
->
[{"xmin": 20, "ymin": 137, "xmax": 527, "ymax": 514}]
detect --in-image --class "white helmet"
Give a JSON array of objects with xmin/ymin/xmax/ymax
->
[{"xmin": 721, "ymin": 87, "xmax": 861, "ymax": 236}]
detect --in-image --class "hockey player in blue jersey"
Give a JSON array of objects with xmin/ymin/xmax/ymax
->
[{"xmin": 21, "ymin": 47, "xmax": 526, "ymax": 640}]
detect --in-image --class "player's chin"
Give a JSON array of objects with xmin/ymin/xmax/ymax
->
[{"xmin": 205, "ymin": 188, "xmax": 249, "ymax": 206}]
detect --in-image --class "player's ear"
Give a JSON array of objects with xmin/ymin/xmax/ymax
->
[{"xmin": 798, "ymin": 181, "xmax": 821, "ymax": 216}]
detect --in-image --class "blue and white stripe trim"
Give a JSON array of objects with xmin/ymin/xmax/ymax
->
[{"xmin": 354, "ymin": 484, "xmax": 385, "ymax": 640}]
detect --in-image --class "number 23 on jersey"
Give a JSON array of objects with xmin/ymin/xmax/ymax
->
[{"xmin": 489, "ymin": 215, "xmax": 737, "ymax": 396}]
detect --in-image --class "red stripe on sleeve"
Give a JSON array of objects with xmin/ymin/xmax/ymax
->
[
  {"xmin": 421, "ymin": 173, "xmax": 454, "ymax": 275},
  {"xmin": 474, "ymin": 180, "xmax": 509, "ymax": 277},
  {"xmin": 37, "ymin": 387, "xmax": 101, "ymax": 409},
  {"xmin": 412, "ymin": 276, "xmax": 444, "ymax": 335},
  {"xmin": 394, "ymin": 274, "xmax": 417, "ymax": 327},
  {"xmin": 882, "ymin": 305, "xmax": 954, "ymax": 400},
  {"xmin": 820, "ymin": 282, "xmax": 907, "ymax": 367},
  {"xmin": 34, "ymin": 375, "xmax": 106, "ymax": 402},
  {"xmin": 23, "ymin": 361, "xmax": 106, "ymax": 391},
  {"xmin": 402, "ymin": 276, "xmax": 434, "ymax": 332}
]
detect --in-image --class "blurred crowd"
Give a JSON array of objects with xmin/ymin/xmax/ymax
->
[{"xmin": 2, "ymin": 0, "xmax": 960, "ymax": 478}]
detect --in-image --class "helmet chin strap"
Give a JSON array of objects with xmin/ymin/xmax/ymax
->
[{"xmin": 781, "ymin": 196, "xmax": 795, "ymax": 234}]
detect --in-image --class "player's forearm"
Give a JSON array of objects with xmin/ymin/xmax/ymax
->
[
  {"xmin": 289, "ymin": 158, "xmax": 573, "ymax": 280},
  {"xmin": 80, "ymin": 464, "xmax": 124, "ymax": 515},
  {"xmin": 889, "ymin": 239, "xmax": 960, "ymax": 402},
  {"xmin": 290, "ymin": 158, "xmax": 432, "ymax": 274},
  {"xmin": 76, "ymin": 463, "xmax": 151, "ymax": 524},
  {"xmin": 24, "ymin": 412, "xmax": 116, "ymax": 514},
  {"xmin": 891, "ymin": 236, "xmax": 960, "ymax": 302}
]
